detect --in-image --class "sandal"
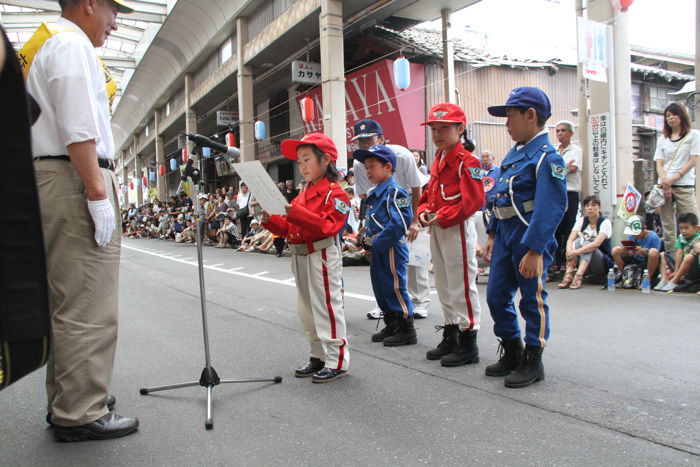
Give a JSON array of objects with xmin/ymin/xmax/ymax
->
[
  {"xmin": 569, "ymin": 274, "xmax": 584, "ymax": 290},
  {"xmin": 558, "ymin": 271, "xmax": 574, "ymax": 288}
]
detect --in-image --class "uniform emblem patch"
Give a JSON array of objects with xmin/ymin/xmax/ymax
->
[
  {"xmin": 468, "ymin": 167, "xmax": 483, "ymax": 180},
  {"xmin": 334, "ymin": 198, "xmax": 351, "ymax": 214},
  {"xmin": 550, "ymin": 163, "xmax": 567, "ymax": 180},
  {"xmin": 482, "ymin": 176, "xmax": 495, "ymax": 192},
  {"xmin": 434, "ymin": 110, "xmax": 448, "ymax": 119},
  {"xmin": 396, "ymin": 197, "xmax": 411, "ymax": 208}
]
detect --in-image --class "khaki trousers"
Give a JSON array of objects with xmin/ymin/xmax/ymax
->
[
  {"xmin": 660, "ymin": 186, "xmax": 698, "ymax": 253},
  {"xmin": 291, "ymin": 242, "xmax": 349, "ymax": 371},
  {"xmin": 35, "ymin": 159, "xmax": 121, "ymax": 426}
]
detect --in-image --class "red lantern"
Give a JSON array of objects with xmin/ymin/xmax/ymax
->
[
  {"xmin": 142, "ymin": 176, "xmax": 148, "ymax": 186},
  {"xmin": 300, "ymin": 96, "xmax": 314, "ymax": 123},
  {"xmin": 226, "ymin": 132, "xmax": 235, "ymax": 148},
  {"xmin": 129, "ymin": 182, "xmax": 134, "ymax": 190},
  {"xmin": 159, "ymin": 164, "xmax": 165, "ymax": 176},
  {"xmin": 611, "ymin": 0, "xmax": 633, "ymax": 11},
  {"xmin": 182, "ymin": 147, "xmax": 188, "ymax": 163}
]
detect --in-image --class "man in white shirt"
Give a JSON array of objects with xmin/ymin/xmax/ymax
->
[
  {"xmin": 24, "ymin": 0, "xmax": 139, "ymax": 441},
  {"xmin": 351, "ymin": 120, "xmax": 431, "ymax": 319},
  {"xmin": 553, "ymin": 120, "xmax": 583, "ymax": 271}
]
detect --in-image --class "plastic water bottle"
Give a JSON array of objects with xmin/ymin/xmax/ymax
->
[
  {"xmin": 607, "ymin": 268, "xmax": 615, "ymax": 291},
  {"xmin": 641, "ymin": 269, "xmax": 650, "ymax": 294}
]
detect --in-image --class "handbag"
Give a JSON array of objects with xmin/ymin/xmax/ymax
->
[{"xmin": 236, "ymin": 194, "xmax": 250, "ymax": 219}]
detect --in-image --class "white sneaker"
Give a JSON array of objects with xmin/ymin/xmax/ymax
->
[
  {"xmin": 662, "ymin": 282, "xmax": 678, "ymax": 292},
  {"xmin": 366, "ymin": 306, "xmax": 382, "ymax": 319},
  {"xmin": 413, "ymin": 306, "xmax": 429, "ymax": 319},
  {"xmin": 653, "ymin": 281, "xmax": 667, "ymax": 291}
]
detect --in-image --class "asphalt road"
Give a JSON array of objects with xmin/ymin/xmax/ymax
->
[{"xmin": 1, "ymin": 237, "xmax": 698, "ymax": 466}]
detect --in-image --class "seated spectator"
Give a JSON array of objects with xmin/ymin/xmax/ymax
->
[
  {"xmin": 252, "ymin": 229, "xmax": 274, "ymax": 253},
  {"xmin": 559, "ymin": 195, "xmax": 614, "ymax": 289},
  {"xmin": 143, "ymin": 220, "xmax": 158, "ymax": 238},
  {"xmin": 656, "ymin": 213, "xmax": 700, "ymax": 292},
  {"xmin": 215, "ymin": 216, "xmax": 241, "ymax": 248},
  {"xmin": 611, "ymin": 215, "xmax": 662, "ymax": 285},
  {"xmin": 165, "ymin": 214, "xmax": 185, "ymax": 240},
  {"xmin": 237, "ymin": 219, "xmax": 263, "ymax": 251},
  {"xmin": 177, "ymin": 219, "xmax": 197, "ymax": 243}
]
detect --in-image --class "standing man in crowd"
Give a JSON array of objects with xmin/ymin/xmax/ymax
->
[
  {"xmin": 351, "ymin": 120, "xmax": 431, "ymax": 319},
  {"xmin": 480, "ymin": 150, "xmax": 500, "ymax": 210},
  {"xmin": 553, "ymin": 120, "xmax": 583, "ymax": 272},
  {"xmin": 22, "ymin": 0, "xmax": 139, "ymax": 441}
]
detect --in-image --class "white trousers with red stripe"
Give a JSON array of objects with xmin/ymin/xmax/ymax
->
[
  {"xmin": 291, "ymin": 242, "xmax": 349, "ymax": 371},
  {"xmin": 430, "ymin": 218, "xmax": 481, "ymax": 331}
]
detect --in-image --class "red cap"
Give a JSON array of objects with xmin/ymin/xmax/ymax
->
[
  {"xmin": 281, "ymin": 132, "xmax": 339, "ymax": 163},
  {"xmin": 421, "ymin": 103, "xmax": 467, "ymax": 126}
]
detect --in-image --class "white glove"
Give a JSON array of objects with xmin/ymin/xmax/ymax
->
[{"xmin": 87, "ymin": 198, "xmax": 116, "ymax": 247}]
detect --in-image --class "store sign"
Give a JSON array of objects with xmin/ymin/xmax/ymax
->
[
  {"xmin": 588, "ymin": 112, "xmax": 614, "ymax": 217},
  {"xmin": 578, "ymin": 17, "xmax": 609, "ymax": 83},
  {"xmin": 216, "ymin": 110, "xmax": 238, "ymax": 126},
  {"xmin": 296, "ymin": 59, "xmax": 426, "ymax": 154},
  {"xmin": 292, "ymin": 60, "xmax": 321, "ymax": 84}
]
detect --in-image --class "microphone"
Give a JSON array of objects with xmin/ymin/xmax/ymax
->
[{"xmin": 184, "ymin": 133, "xmax": 240, "ymax": 160}]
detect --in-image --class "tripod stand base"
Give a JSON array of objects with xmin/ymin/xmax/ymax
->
[{"xmin": 139, "ymin": 366, "xmax": 282, "ymax": 429}]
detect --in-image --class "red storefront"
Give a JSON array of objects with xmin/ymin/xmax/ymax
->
[{"xmin": 295, "ymin": 59, "xmax": 426, "ymax": 159}]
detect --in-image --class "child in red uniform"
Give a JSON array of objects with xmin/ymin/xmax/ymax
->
[
  {"xmin": 262, "ymin": 133, "xmax": 351, "ymax": 383},
  {"xmin": 418, "ymin": 103, "xmax": 485, "ymax": 367}
]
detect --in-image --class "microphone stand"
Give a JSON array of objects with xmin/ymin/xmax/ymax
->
[{"xmin": 139, "ymin": 146, "xmax": 282, "ymax": 430}]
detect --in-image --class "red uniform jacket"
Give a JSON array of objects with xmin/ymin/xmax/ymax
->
[
  {"xmin": 263, "ymin": 177, "xmax": 350, "ymax": 248},
  {"xmin": 418, "ymin": 144, "xmax": 485, "ymax": 229}
]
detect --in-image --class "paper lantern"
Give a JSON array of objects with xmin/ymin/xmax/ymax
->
[
  {"xmin": 182, "ymin": 147, "xmax": 188, "ymax": 163},
  {"xmin": 393, "ymin": 56, "xmax": 411, "ymax": 90},
  {"xmin": 142, "ymin": 176, "xmax": 148, "ymax": 186},
  {"xmin": 170, "ymin": 158, "xmax": 178, "ymax": 170},
  {"xmin": 300, "ymin": 96, "xmax": 314, "ymax": 123},
  {"xmin": 226, "ymin": 132, "xmax": 235, "ymax": 148},
  {"xmin": 254, "ymin": 120, "xmax": 265, "ymax": 141},
  {"xmin": 136, "ymin": 178, "xmax": 141, "ymax": 188},
  {"xmin": 202, "ymin": 147, "xmax": 211, "ymax": 158},
  {"xmin": 124, "ymin": 185, "xmax": 128, "ymax": 193},
  {"xmin": 150, "ymin": 171, "xmax": 156, "ymax": 181},
  {"xmin": 129, "ymin": 181, "xmax": 134, "ymax": 190},
  {"xmin": 159, "ymin": 164, "xmax": 165, "ymax": 176}
]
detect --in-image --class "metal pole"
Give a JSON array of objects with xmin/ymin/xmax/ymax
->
[
  {"xmin": 576, "ymin": 0, "xmax": 590, "ymax": 198},
  {"xmin": 441, "ymin": 9, "xmax": 456, "ymax": 103}
]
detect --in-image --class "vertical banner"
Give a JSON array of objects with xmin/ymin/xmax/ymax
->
[
  {"xmin": 577, "ymin": 17, "xmax": 609, "ymax": 83},
  {"xmin": 588, "ymin": 112, "xmax": 614, "ymax": 217}
]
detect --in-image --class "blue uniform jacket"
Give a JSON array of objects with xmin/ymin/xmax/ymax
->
[
  {"xmin": 364, "ymin": 177, "xmax": 413, "ymax": 253},
  {"xmin": 488, "ymin": 132, "xmax": 567, "ymax": 254}
]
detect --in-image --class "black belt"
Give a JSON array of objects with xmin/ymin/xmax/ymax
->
[{"xmin": 35, "ymin": 155, "xmax": 115, "ymax": 171}]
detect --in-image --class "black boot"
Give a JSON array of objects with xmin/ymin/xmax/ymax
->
[
  {"xmin": 426, "ymin": 324, "xmax": 459, "ymax": 360},
  {"xmin": 485, "ymin": 338, "xmax": 524, "ymax": 377},
  {"xmin": 504, "ymin": 345, "xmax": 544, "ymax": 388},
  {"xmin": 440, "ymin": 330, "xmax": 479, "ymax": 367},
  {"xmin": 295, "ymin": 357, "xmax": 325, "ymax": 378},
  {"xmin": 371, "ymin": 313, "xmax": 398, "ymax": 342},
  {"xmin": 383, "ymin": 317, "xmax": 417, "ymax": 346}
]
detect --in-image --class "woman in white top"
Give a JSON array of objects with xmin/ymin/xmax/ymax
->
[
  {"xmin": 559, "ymin": 195, "xmax": 614, "ymax": 290},
  {"xmin": 653, "ymin": 103, "xmax": 700, "ymax": 253}
]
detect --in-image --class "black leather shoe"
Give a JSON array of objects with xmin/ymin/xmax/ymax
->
[
  {"xmin": 311, "ymin": 367, "xmax": 348, "ymax": 383},
  {"xmin": 47, "ymin": 395, "xmax": 117, "ymax": 425},
  {"xmin": 53, "ymin": 413, "xmax": 139, "ymax": 442},
  {"xmin": 295, "ymin": 358, "xmax": 325, "ymax": 378}
]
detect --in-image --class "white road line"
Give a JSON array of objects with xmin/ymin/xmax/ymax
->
[
  {"xmin": 252, "ymin": 271, "xmax": 269, "ymax": 276},
  {"xmin": 182, "ymin": 257, "xmax": 194, "ymax": 260},
  {"xmin": 284, "ymin": 277, "xmax": 296, "ymax": 282},
  {"xmin": 123, "ymin": 244, "xmax": 374, "ymax": 301},
  {"xmin": 228, "ymin": 267, "xmax": 244, "ymax": 271},
  {"xmin": 209, "ymin": 263, "xmax": 223, "ymax": 267}
]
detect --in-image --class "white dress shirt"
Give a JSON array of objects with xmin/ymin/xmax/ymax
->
[
  {"xmin": 558, "ymin": 143, "xmax": 583, "ymax": 192},
  {"xmin": 353, "ymin": 143, "xmax": 424, "ymax": 196},
  {"xmin": 27, "ymin": 17, "xmax": 115, "ymax": 160}
]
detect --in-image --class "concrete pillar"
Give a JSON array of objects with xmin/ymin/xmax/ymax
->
[
  {"xmin": 237, "ymin": 17, "xmax": 256, "ymax": 162},
  {"xmin": 576, "ymin": 0, "xmax": 590, "ymax": 198},
  {"xmin": 121, "ymin": 150, "xmax": 128, "ymax": 207},
  {"xmin": 320, "ymin": 0, "xmax": 347, "ymax": 172},
  {"xmin": 695, "ymin": 0, "xmax": 700, "ymax": 210},
  {"xmin": 184, "ymin": 73, "xmax": 198, "ymax": 195},
  {"xmin": 155, "ymin": 109, "xmax": 166, "ymax": 202},
  {"xmin": 441, "ymin": 9, "xmax": 456, "ymax": 104},
  {"xmin": 133, "ymin": 139, "xmax": 143, "ymax": 207}
]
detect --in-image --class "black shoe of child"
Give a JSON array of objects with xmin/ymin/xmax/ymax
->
[
  {"xmin": 440, "ymin": 330, "xmax": 479, "ymax": 367},
  {"xmin": 485, "ymin": 338, "xmax": 524, "ymax": 377},
  {"xmin": 383, "ymin": 317, "xmax": 417, "ymax": 346},
  {"xmin": 504, "ymin": 345, "xmax": 544, "ymax": 388},
  {"xmin": 371, "ymin": 313, "xmax": 398, "ymax": 342},
  {"xmin": 295, "ymin": 358, "xmax": 325, "ymax": 378},
  {"xmin": 311, "ymin": 368, "xmax": 348, "ymax": 383},
  {"xmin": 426, "ymin": 324, "xmax": 459, "ymax": 360}
]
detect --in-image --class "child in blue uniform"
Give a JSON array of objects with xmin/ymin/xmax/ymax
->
[
  {"xmin": 483, "ymin": 87, "xmax": 567, "ymax": 388},
  {"xmin": 355, "ymin": 145, "xmax": 415, "ymax": 346}
]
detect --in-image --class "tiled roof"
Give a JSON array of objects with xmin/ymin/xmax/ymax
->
[{"xmin": 630, "ymin": 63, "xmax": 694, "ymax": 82}]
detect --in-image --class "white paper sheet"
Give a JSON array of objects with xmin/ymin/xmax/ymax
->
[
  {"xmin": 408, "ymin": 230, "xmax": 431, "ymax": 268},
  {"xmin": 232, "ymin": 161, "xmax": 288, "ymax": 215}
]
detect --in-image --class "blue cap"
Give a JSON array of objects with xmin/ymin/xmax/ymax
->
[
  {"xmin": 353, "ymin": 145, "xmax": 396, "ymax": 171},
  {"xmin": 487, "ymin": 86, "xmax": 552, "ymax": 120},
  {"xmin": 351, "ymin": 120, "xmax": 383, "ymax": 141}
]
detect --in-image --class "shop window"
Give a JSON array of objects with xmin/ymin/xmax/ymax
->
[
  {"xmin": 647, "ymin": 86, "xmax": 669, "ymax": 113},
  {"xmin": 631, "ymin": 83, "xmax": 641, "ymax": 122}
]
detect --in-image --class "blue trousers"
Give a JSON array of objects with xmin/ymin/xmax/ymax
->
[
  {"xmin": 486, "ymin": 220, "xmax": 554, "ymax": 348},
  {"xmin": 370, "ymin": 245, "xmax": 413, "ymax": 319}
]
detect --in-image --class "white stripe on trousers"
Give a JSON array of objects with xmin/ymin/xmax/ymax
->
[
  {"xmin": 291, "ymin": 242, "xmax": 349, "ymax": 370},
  {"xmin": 430, "ymin": 217, "xmax": 481, "ymax": 331}
]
